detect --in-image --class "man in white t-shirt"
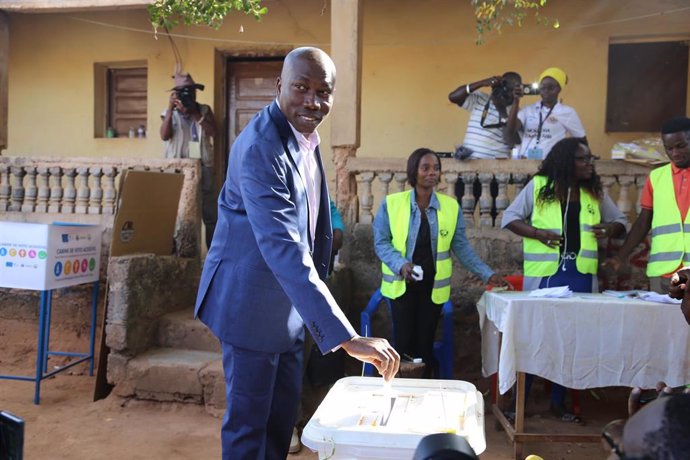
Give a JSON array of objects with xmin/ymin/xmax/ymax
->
[
  {"xmin": 505, "ymin": 67, "xmax": 586, "ymax": 160},
  {"xmin": 449, "ymin": 72, "xmax": 522, "ymax": 160}
]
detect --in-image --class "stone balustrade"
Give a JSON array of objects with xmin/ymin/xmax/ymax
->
[
  {"xmin": 0, "ymin": 156, "xmax": 201, "ymax": 258},
  {"xmin": 345, "ymin": 158, "xmax": 652, "ymax": 227}
]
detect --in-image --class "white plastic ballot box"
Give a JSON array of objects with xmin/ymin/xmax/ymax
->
[
  {"xmin": 302, "ymin": 377, "xmax": 485, "ymax": 459},
  {"xmin": 0, "ymin": 222, "xmax": 101, "ymax": 291}
]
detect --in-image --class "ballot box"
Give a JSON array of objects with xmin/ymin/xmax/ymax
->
[
  {"xmin": 0, "ymin": 221, "xmax": 101, "ymax": 290},
  {"xmin": 302, "ymin": 377, "xmax": 485, "ymax": 459}
]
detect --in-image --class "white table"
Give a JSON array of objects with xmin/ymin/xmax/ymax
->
[{"xmin": 477, "ymin": 291, "xmax": 690, "ymax": 458}]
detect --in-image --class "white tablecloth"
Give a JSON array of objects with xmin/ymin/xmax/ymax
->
[{"xmin": 477, "ymin": 292, "xmax": 690, "ymax": 395}]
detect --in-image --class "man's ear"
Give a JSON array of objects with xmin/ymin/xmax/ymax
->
[{"xmin": 276, "ymin": 77, "xmax": 282, "ymax": 97}]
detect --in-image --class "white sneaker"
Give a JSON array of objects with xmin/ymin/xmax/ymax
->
[{"xmin": 289, "ymin": 427, "xmax": 302, "ymax": 454}]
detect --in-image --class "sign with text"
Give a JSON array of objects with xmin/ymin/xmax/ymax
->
[{"xmin": 0, "ymin": 222, "xmax": 101, "ymax": 290}]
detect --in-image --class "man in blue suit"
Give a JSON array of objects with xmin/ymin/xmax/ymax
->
[{"xmin": 195, "ymin": 47, "xmax": 400, "ymax": 459}]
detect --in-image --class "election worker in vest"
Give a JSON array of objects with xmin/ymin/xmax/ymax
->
[
  {"xmin": 605, "ymin": 117, "xmax": 690, "ymax": 294},
  {"xmin": 373, "ymin": 148, "xmax": 506, "ymax": 378},
  {"xmin": 500, "ymin": 137, "xmax": 627, "ymax": 423}
]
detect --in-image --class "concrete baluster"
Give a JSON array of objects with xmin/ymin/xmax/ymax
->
[
  {"xmin": 9, "ymin": 166, "xmax": 26, "ymax": 212},
  {"xmin": 616, "ymin": 175, "xmax": 633, "ymax": 219},
  {"xmin": 512, "ymin": 173, "xmax": 528, "ymax": 197},
  {"xmin": 21, "ymin": 166, "xmax": 37, "ymax": 212},
  {"xmin": 378, "ymin": 172, "xmax": 393, "ymax": 199},
  {"xmin": 478, "ymin": 173, "xmax": 493, "ymax": 228},
  {"xmin": 74, "ymin": 167, "xmax": 90, "ymax": 214},
  {"xmin": 62, "ymin": 168, "xmax": 77, "ymax": 214},
  {"xmin": 461, "ymin": 173, "xmax": 476, "ymax": 227},
  {"xmin": 494, "ymin": 173, "xmax": 511, "ymax": 226},
  {"xmin": 357, "ymin": 172, "xmax": 375, "ymax": 224},
  {"xmin": 48, "ymin": 167, "xmax": 63, "ymax": 213},
  {"xmin": 103, "ymin": 167, "xmax": 117, "ymax": 214},
  {"xmin": 36, "ymin": 167, "xmax": 50, "ymax": 213},
  {"xmin": 88, "ymin": 167, "xmax": 103, "ymax": 215},
  {"xmin": 443, "ymin": 173, "xmax": 458, "ymax": 202},
  {"xmin": 393, "ymin": 172, "xmax": 407, "ymax": 193},
  {"xmin": 601, "ymin": 176, "xmax": 615, "ymax": 203},
  {"xmin": 0, "ymin": 166, "xmax": 9, "ymax": 211}
]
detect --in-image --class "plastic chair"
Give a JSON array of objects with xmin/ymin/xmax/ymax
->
[{"xmin": 360, "ymin": 288, "xmax": 454, "ymax": 379}]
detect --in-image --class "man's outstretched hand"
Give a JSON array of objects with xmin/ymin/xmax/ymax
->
[{"xmin": 341, "ymin": 336, "xmax": 400, "ymax": 382}]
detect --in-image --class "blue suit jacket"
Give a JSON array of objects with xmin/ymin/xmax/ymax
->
[{"xmin": 194, "ymin": 101, "xmax": 355, "ymax": 354}]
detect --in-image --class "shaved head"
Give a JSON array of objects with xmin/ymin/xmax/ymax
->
[{"xmin": 277, "ymin": 47, "xmax": 336, "ymax": 135}]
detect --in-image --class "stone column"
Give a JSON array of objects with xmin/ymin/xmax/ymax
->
[{"xmin": 330, "ymin": 0, "xmax": 362, "ymax": 223}]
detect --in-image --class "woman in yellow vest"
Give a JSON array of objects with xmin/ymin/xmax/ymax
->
[
  {"xmin": 373, "ymin": 148, "xmax": 506, "ymax": 378},
  {"xmin": 501, "ymin": 137, "xmax": 627, "ymax": 424}
]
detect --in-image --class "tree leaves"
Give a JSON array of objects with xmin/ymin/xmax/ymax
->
[
  {"xmin": 470, "ymin": 0, "xmax": 557, "ymax": 45},
  {"xmin": 147, "ymin": 0, "xmax": 267, "ymax": 33}
]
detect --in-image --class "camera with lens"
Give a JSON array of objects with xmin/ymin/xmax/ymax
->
[
  {"xmin": 522, "ymin": 83, "xmax": 540, "ymax": 96},
  {"xmin": 490, "ymin": 79, "xmax": 512, "ymax": 102},
  {"xmin": 176, "ymin": 87, "xmax": 197, "ymax": 110}
]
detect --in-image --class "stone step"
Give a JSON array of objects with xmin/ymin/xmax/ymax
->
[
  {"xmin": 112, "ymin": 347, "xmax": 226, "ymax": 417},
  {"xmin": 156, "ymin": 310, "xmax": 220, "ymax": 353}
]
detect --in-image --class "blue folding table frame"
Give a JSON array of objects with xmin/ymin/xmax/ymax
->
[{"xmin": 0, "ymin": 281, "xmax": 99, "ymax": 404}]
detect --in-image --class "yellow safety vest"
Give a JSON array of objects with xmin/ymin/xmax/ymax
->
[
  {"xmin": 523, "ymin": 175, "xmax": 600, "ymax": 277},
  {"xmin": 647, "ymin": 164, "xmax": 690, "ymax": 276},
  {"xmin": 380, "ymin": 190, "xmax": 458, "ymax": 304}
]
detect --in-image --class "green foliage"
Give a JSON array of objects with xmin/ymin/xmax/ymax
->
[
  {"xmin": 148, "ymin": 0, "xmax": 267, "ymax": 32},
  {"xmin": 471, "ymin": 0, "xmax": 559, "ymax": 45}
]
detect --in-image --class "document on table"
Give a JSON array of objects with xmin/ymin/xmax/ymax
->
[
  {"xmin": 602, "ymin": 290, "xmax": 681, "ymax": 304},
  {"xmin": 528, "ymin": 286, "xmax": 573, "ymax": 298}
]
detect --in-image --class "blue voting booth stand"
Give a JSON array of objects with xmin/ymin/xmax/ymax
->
[{"xmin": 0, "ymin": 222, "xmax": 102, "ymax": 404}]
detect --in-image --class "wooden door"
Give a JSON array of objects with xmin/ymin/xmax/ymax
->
[{"xmin": 225, "ymin": 59, "xmax": 284, "ymax": 175}]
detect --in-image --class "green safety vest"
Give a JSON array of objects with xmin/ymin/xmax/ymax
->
[
  {"xmin": 380, "ymin": 190, "xmax": 458, "ymax": 304},
  {"xmin": 523, "ymin": 175, "xmax": 600, "ymax": 277},
  {"xmin": 647, "ymin": 164, "xmax": 690, "ymax": 276}
]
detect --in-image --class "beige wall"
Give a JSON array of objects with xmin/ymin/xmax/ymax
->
[{"xmin": 4, "ymin": 0, "xmax": 690, "ymax": 179}]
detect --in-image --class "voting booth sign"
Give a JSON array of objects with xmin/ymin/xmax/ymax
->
[{"xmin": 0, "ymin": 222, "xmax": 101, "ymax": 291}]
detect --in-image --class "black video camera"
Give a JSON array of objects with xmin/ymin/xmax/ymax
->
[{"xmin": 176, "ymin": 87, "xmax": 197, "ymax": 110}]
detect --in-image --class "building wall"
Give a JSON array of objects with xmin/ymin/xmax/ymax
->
[{"xmin": 4, "ymin": 0, "xmax": 690, "ymax": 181}]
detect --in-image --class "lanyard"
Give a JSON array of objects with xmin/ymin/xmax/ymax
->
[
  {"xmin": 480, "ymin": 99, "xmax": 506, "ymax": 129},
  {"xmin": 536, "ymin": 103, "xmax": 556, "ymax": 145}
]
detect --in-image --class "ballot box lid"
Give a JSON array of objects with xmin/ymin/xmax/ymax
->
[{"xmin": 301, "ymin": 376, "xmax": 485, "ymax": 459}]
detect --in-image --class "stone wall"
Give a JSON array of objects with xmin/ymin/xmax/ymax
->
[{"xmin": 105, "ymin": 254, "xmax": 200, "ymax": 387}]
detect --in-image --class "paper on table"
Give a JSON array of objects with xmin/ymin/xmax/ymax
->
[
  {"xmin": 636, "ymin": 291, "xmax": 682, "ymax": 305},
  {"xmin": 528, "ymin": 286, "xmax": 573, "ymax": 298}
]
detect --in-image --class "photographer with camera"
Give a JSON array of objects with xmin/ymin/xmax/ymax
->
[
  {"xmin": 504, "ymin": 67, "xmax": 586, "ymax": 160},
  {"xmin": 448, "ymin": 72, "xmax": 522, "ymax": 160},
  {"xmin": 160, "ymin": 72, "xmax": 217, "ymax": 248}
]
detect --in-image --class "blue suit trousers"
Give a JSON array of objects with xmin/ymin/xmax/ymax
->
[{"xmin": 220, "ymin": 337, "xmax": 304, "ymax": 460}]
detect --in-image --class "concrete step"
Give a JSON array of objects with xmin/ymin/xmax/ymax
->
[
  {"xmin": 157, "ymin": 310, "xmax": 220, "ymax": 353},
  {"xmin": 112, "ymin": 347, "xmax": 226, "ymax": 417}
]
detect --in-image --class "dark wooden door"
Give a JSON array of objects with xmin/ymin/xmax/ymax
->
[{"xmin": 225, "ymin": 59, "xmax": 284, "ymax": 175}]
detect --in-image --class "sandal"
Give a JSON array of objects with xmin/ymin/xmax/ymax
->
[{"xmin": 550, "ymin": 404, "xmax": 586, "ymax": 426}]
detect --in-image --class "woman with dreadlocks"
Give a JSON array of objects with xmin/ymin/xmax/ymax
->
[{"xmin": 500, "ymin": 137, "xmax": 627, "ymax": 424}]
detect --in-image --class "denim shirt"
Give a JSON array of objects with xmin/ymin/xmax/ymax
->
[{"xmin": 372, "ymin": 189, "xmax": 494, "ymax": 282}]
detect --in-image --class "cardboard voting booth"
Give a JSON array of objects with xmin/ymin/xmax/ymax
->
[
  {"xmin": 0, "ymin": 222, "xmax": 101, "ymax": 291},
  {"xmin": 302, "ymin": 377, "xmax": 486, "ymax": 459}
]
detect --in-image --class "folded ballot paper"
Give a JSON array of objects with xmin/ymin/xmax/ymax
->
[{"xmin": 528, "ymin": 286, "xmax": 573, "ymax": 298}]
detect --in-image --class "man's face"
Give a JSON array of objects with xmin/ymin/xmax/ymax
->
[
  {"xmin": 662, "ymin": 131, "xmax": 690, "ymax": 168},
  {"xmin": 539, "ymin": 76, "xmax": 561, "ymax": 106},
  {"xmin": 277, "ymin": 55, "xmax": 335, "ymax": 135}
]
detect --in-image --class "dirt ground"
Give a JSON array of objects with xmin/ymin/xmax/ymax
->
[{"xmin": 1, "ymin": 317, "xmax": 627, "ymax": 459}]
